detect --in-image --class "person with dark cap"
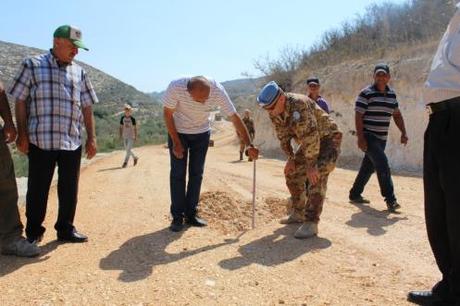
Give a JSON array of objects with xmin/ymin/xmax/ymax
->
[
  {"xmin": 408, "ymin": 4, "xmax": 460, "ymax": 305},
  {"xmin": 348, "ymin": 63, "xmax": 408, "ymax": 213},
  {"xmin": 306, "ymin": 77, "xmax": 331, "ymax": 114},
  {"xmin": 257, "ymin": 81, "xmax": 342, "ymax": 239},
  {"xmin": 0, "ymin": 80, "xmax": 40, "ymax": 257},
  {"xmin": 8, "ymin": 25, "xmax": 98, "ymax": 245}
]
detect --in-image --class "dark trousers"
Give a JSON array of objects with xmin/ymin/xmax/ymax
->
[
  {"xmin": 0, "ymin": 133, "xmax": 22, "ymax": 245},
  {"xmin": 25, "ymin": 144, "xmax": 82, "ymax": 239},
  {"xmin": 349, "ymin": 132, "xmax": 396, "ymax": 203},
  {"xmin": 168, "ymin": 131, "xmax": 210, "ymax": 220},
  {"xmin": 424, "ymin": 101, "xmax": 460, "ymax": 301}
]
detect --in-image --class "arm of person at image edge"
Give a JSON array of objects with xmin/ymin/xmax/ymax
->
[{"xmin": 0, "ymin": 81, "xmax": 17, "ymax": 143}]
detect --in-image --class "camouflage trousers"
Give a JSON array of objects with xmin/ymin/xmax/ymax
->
[
  {"xmin": 285, "ymin": 137, "xmax": 341, "ymax": 223},
  {"xmin": 0, "ymin": 133, "xmax": 23, "ymax": 245}
]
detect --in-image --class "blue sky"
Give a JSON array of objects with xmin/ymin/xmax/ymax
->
[{"xmin": 0, "ymin": 0, "xmax": 405, "ymax": 92}]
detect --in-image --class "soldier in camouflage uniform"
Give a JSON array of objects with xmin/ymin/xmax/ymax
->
[
  {"xmin": 238, "ymin": 109, "xmax": 255, "ymax": 161},
  {"xmin": 257, "ymin": 81, "xmax": 342, "ymax": 238}
]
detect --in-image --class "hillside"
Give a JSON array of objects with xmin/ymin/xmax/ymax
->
[
  {"xmin": 0, "ymin": 40, "xmax": 158, "ymax": 107},
  {"xmin": 242, "ymin": 0, "xmax": 455, "ymax": 172}
]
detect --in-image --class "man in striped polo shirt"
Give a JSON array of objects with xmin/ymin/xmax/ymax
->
[
  {"xmin": 349, "ymin": 64, "xmax": 408, "ymax": 212},
  {"xmin": 163, "ymin": 76, "xmax": 259, "ymax": 232}
]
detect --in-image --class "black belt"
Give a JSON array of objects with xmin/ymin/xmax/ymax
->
[{"xmin": 427, "ymin": 96, "xmax": 460, "ymax": 115}]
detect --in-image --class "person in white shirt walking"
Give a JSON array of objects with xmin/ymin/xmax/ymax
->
[
  {"xmin": 163, "ymin": 76, "xmax": 259, "ymax": 232},
  {"xmin": 119, "ymin": 104, "xmax": 139, "ymax": 168},
  {"xmin": 408, "ymin": 5, "xmax": 460, "ymax": 305}
]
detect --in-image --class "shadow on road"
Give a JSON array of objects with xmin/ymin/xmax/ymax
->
[
  {"xmin": 346, "ymin": 202, "xmax": 408, "ymax": 236},
  {"xmin": 218, "ymin": 225, "xmax": 331, "ymax": 271},
  {"xmin": 99, "ymin": 227, "xmax": 240, "ymax": 282}
]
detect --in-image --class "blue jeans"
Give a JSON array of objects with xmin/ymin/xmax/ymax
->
[
  {"xmin": 168, "ymin": 131, "xmax": 210, "ymax": 220},
  {"xmin": 349, "ymin": 132, "xmax": 396, "ymax": 203}
]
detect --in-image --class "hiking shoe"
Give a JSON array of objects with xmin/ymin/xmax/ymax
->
[
  {"xmin": 387, "ymin": 201, "xmax": 401, "ymax": 212},
  {"xmin": 349, "ymin": 196, "xmax": 370, "ymax": 204},
  {"xmin": 134, "ymin": 157, "xmax": 139, "ymax": 166},
  {"xmin": 1, "ymin": 237, "xmax": 40, "ymax": 257},
  {"xmin": 122, "ymin": 162, "xmax": 128, "ymax": 168},
  {"xmin": 279, "ymin": 213, "xmax": 304, "ymax": 224},
  {"xmin": 294, "ymin": 222, "xmax": 318, "ymax": 239}
]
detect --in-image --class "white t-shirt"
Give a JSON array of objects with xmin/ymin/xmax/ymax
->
[
  {"xmin": 162, "ymin": 77, "xmax": 236, "ymax": 134},
  {"xmin": 424, "ymin": 3, "xmax": 460, "ymax": 104}
]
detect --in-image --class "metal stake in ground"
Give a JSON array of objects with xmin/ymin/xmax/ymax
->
[{"xmin": 252, "ymin": 159, "xmax": 256, "ymax": 229}]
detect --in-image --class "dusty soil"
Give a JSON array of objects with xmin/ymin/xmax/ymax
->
[{"xmin": 0, "ymin": 121, "xmax": 438, "ymax": 305}]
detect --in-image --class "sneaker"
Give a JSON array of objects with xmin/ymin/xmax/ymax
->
[
  {"xmin": 169, "ymin": 218, "xmax": 184, "ymax": 232},
  {"xmin": 349, "ymin": 196, "xmax": 371, "ymax": 204},
  {"xmin": 279, "ymin": 213, "xmax": 304, "ymax": 224},
  {"xmin": 122, "ymin": 162, "xmax": 128, "ymax": 168},
  {"xmin": 294, "ymin": 222, "xmax": 318, "ymax": 239},
  {"xmin": 386, "ymin": 201, "xmax": 401, "ymax": 212},
  {"xmin": 1, "ymin": 237, "xmax": 40, "ymax": 257},
  {"xmin": 134, "ymin": 157, "xmax": 139, "ymax": 166}
]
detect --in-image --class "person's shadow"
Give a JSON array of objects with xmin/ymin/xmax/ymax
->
[
  {"xmin": 346, "ymin": 202, "xmax": 408, "ymax": 236},
  {"xmin": 218, "ymin": 225, "xmax": 331, "ymax": 271},
  {"xmin": 0, "ymin": 240, "xmax": 61, "ymax": 277},
  {"xmin": 99, "ymin": 227, "xmax": 240, "ymax": 282}
]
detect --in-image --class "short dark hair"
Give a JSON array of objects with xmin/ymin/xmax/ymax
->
[{"xmin": 187, "ymin": 76, "xmax": 211, "ymax": 92}]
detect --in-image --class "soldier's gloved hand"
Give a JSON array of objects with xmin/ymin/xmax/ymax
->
[
  {"xmin": 284, "ymin": 159, "xmax": 295, "ymax": 175},
  {"xmin": 306, "ymin": 166, "xmax": 319, "ymax": 185}
]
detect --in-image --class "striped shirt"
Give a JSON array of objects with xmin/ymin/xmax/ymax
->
[
  {"xmin": 355, "ymin": 85, "xmax": 399, "ymax": 141},
  {"xmin": 162, "ymin": 77, "xmax": 236, "ymax": 134},
  {"xmin": 8, "ymin": 51, "xmax": 98, "ymax": 151}
]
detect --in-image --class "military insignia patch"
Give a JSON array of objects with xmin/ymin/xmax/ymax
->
[{"xmin": 293, "ymin": 111, "xmax": 301, "ymax": 121}]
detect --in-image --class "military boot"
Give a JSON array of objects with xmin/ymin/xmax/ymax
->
[
  {"xmin": 279, "ymin": 211, "xmax": 304, "ymax": 224},
  {"xmin": 239, "ymin": 151, "xmax": 243, "ymax": 161},
  {"xmin": 294, "ymin": 222, "xmax": 318, "ymax": 239}
]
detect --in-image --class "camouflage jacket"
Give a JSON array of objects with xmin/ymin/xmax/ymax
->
[
  {"xmin": 269, "ymin": 93, "xmax": 341, "ymax": 168},
  {"xmin": 242, "ymin": 117, "xmax": 255, "ymax": 134}
]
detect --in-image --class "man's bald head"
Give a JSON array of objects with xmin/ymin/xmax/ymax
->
[{"xmin": 187, "ymin": 76, "xmax": 211, "ymax": 103}]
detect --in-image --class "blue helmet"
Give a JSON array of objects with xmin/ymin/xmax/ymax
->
[{"xmin": 257, "ymin": 81, "xmax": 282, "ymax": 108}]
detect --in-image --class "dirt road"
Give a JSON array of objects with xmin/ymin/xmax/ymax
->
[{"xmin": 0, "ymin": 122, "xmax": 438, "ymax": 305}]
